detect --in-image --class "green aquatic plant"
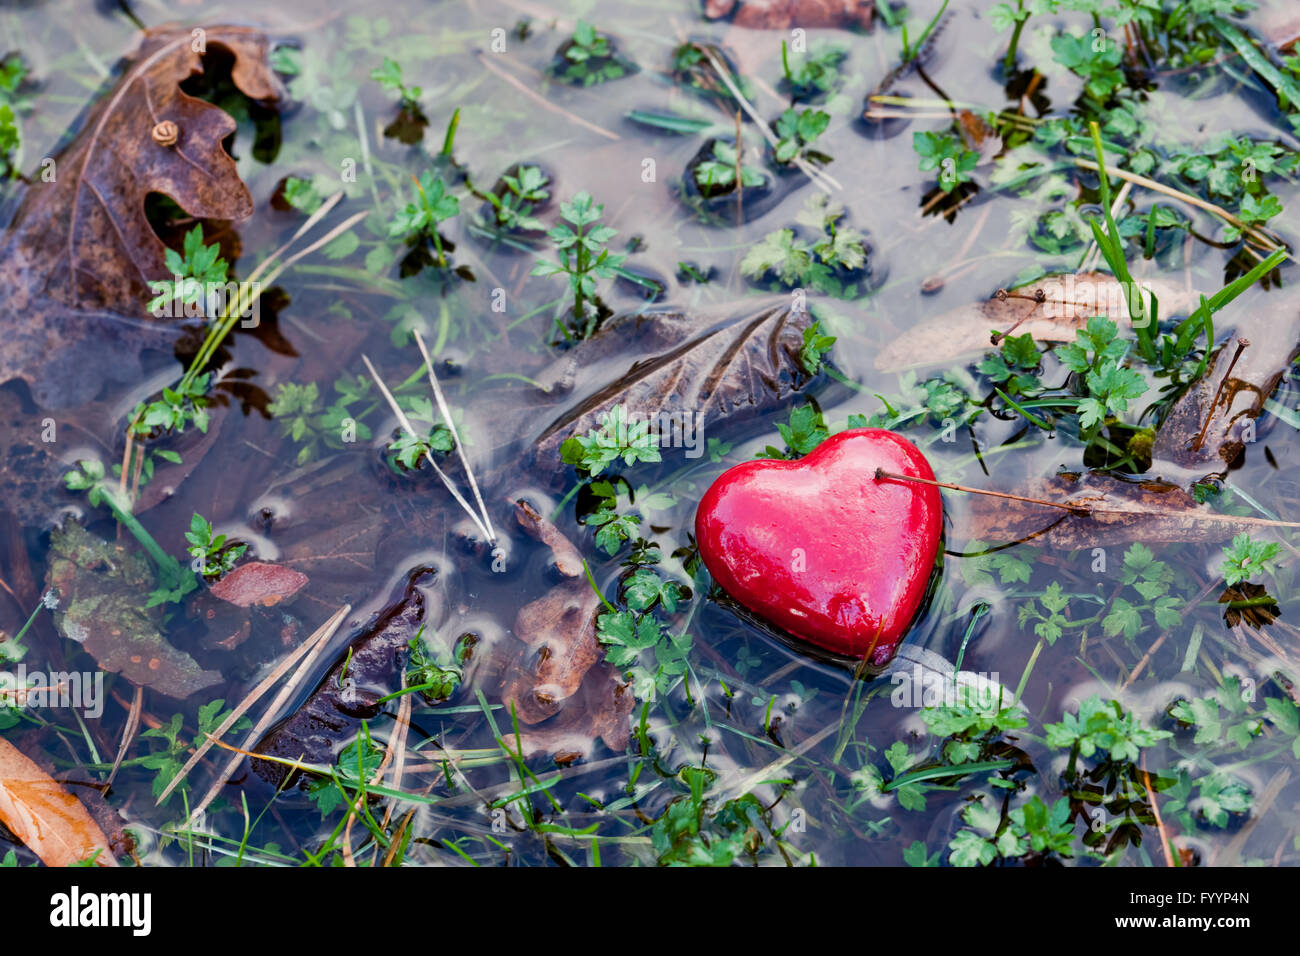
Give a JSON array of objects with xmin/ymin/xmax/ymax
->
[
  {"xmin": 1220, "ymin": 533, "xmax": 1281, "ymax": 587},
  {"xmin": 267, "ymin": 376, "xmax": 375, "ymax": 465},
  {"xmin": 561, "ymin": 404, "xmax": 661, "ymax": 477},
  {"xmin": 0, "ymin": 53, "xmax": 28, "ymax": 177},
  {"xmin": 63, "ymin": 460, "xmax": 195, "ymax": 607},
  {"xmin": 779, "ymin": 41, "xmax": 847, "ymax": 100},
  {"xmin": 741, "ymin": 193, "xmax": 868, "ymax": 296},
  {"xmin": 773, "ymin": 107, "xmax": 831, "ymax": 165},
  {"xmin": 693, "ymin": 140, "xmax": 765, "ymax": 194},
  {"xmin": 555, "ymin": 21, "xmax": 630, "ymax": 86},
  {"xmin": 146, "ymin": 225, "xmax": 229, "ymax": 317},
  {"xmin": 370, "ymin": 55, "xmax": 422, "ymax": 111},
  {"xmin": 483, "ymin": 163, "xmax": 549, "ymax": 232},
  {"xmin": 532, "ymin": 190, "xmax": 626, "ymax": 339},
  {"xmin": 184, "ymin": 513, "xmax": 246, "ymax": 580},
  {"xmin": 388, "ymin": 170, "xmax": 460, "ymax": 269},
  {"xmin": 913, "ymin": 131, "xmax": 977, "ymax": 193}
]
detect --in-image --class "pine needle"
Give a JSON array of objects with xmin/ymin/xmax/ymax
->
[
  {"xmin": 412, "ymin": 329, "xmax": 496, "ymax": 543},
  {"xmin": 361, "ymin": 354, "xmax": 494, "ymax": 542},
  {"xmin": 185, "ymin": 604, "xmax": 350, "ymax": 827}
]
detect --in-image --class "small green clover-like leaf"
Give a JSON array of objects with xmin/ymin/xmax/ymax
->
[
  {"xmin": 1221, "ymin": 532, "xmax": 1281, "ymax": 586},
  {"xmin": 948, "ymin": 828, "xmax": 997, "ymax": 867}
]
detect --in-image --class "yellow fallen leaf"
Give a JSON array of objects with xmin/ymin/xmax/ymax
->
[{"xmin": 0, "ymin": 736, "xmax": 117, "ymax": 867}]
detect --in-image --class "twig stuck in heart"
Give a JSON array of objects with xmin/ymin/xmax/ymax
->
[{"xmin": 875, "ymin": 468, "xmax": 1090, "ymax": 514}]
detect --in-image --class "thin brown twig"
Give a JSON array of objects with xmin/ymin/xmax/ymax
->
[
  {"xmin": 1141, "ymin": 755, "xmax": 1177, "ymax": 867},
  {"xmin": 1071, "ymin": 157, "xmax": 1288, "ymax": 257},
  {"xmin": 373, "ymin": 678, "xmax": 413, "ymax": 865},
  {"xmin": 876, "ymin": 469, "xmax": 1088, "ymax": 513},
  {"xmin": 1193, "ymin": 338, "xmax": 1250, "ymax": 452},
  {"xmin": 344, "ymin": 692, "xmax": 404, "ymax": 867},
  {"xmin": 118, "ymin": 431, "xmax": 135, "ymax": 497},
  {"xmin": 411, "ymin": 329, "xmax": 496, "ymax": 543},
  {"xmin": 362, "ymin": 354, "xmax": 493, "ymax": 541},
  {"xmin": 474, "ymin": 51, "xmax": 619, "ymax": 141},
  {"xmin": 1122, "ymin": 578, "xmax": 1220, "ymax": 689},
  {"xmin": 382, "ymin": 810, "xmax": 416, "ymax": 867},
  {"xmin": 106, "ymin": 685, "xmax": 143, "ymax": 787},
  {"xmin": 161, "ymin": 604, "xmax": 349, "ymax": 805}
]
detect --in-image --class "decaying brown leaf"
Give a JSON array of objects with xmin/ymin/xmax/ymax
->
[
  {"xmin": 0, "ymin": 388, "xmax": 70, "ymax": 528},
  {"xmin": 704, "ymin": 0, "xmax": 874, "ymax": 29},
  {"xmin": 524, "ymin": 302, "xmax": 810, "ymax": 483},
  {"xmin": 498, "ymin": 500, "xmax": 632, "ymax": 759},
  {"xmin": 45, "ymin": 520, "xmax": 221, "ymax": 699},
  {"xmin": 1151, "ymin": 331, "xmax": 1294, "ymax": 479},
  {"xmin": 0, "ymin": 25, "xmax": 281, "ymax": 407},
  {"xmin": 502, "ymin": 665, "xmax": 634, "ymax": 760},
  {"xmin": 957, "ymin": 109, "xmax": 1002, "ymax": 166},
  {"xmin": 875, "ymin": 272, "xmax": 1198, "ymax": 371},
  {"xmin": 1220, "ymin": 582, "xmax": 1279, "ymax": 629},
  {"xmin": 252, "ymin": 568, "xmax": 437, "ymax": 788},
  {"xmin": 1153, "ymin": 283, "xmax": 1300, "ymax": 480},
  {"xmin": 953, "ymin": 471, "xmax": 1300, "ymax": 551},
  {"xmin": 1262, "ymin": 6, "xmax": 1300, "ymax": 52},
  {"xmin": 210, "ymin": 561, "xmax": 309, "ymax": 608},
  {"xmin": 0, "ymin": 736, "xmax": 117, "ymax": 866},
  {"xmin": 513, "ymin": 498, "xmax": 583, "ymax": 578}
]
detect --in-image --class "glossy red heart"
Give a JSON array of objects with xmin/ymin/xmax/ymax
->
[{"xmin": 695, "ymin": 428, "xmax": 942, "ymax": 665}]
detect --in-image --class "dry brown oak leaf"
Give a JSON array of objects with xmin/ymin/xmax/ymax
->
[{"xmin": 0, "ymin": 25, "xmax": 281, "ymax": 408}]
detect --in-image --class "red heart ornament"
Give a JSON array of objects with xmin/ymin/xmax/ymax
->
[{"xmin": 695, "ymin": 429, "xmax": 942, "ymax": 664}]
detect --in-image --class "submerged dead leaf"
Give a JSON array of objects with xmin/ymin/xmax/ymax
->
[
  {"xmin": 704, "ymin": 0, "xmax": 875, "ymax": 29},
  {"xmin": 1153, "ymin": 283, "xmax": 1300, "ymax": 481},
  {"xmin": 1262, "ymin": 6, "xmax": 1300, "ymax": 52},
  {"xmin": 1220, "ymin": 582, "xmax": 1279, "ymax": 629},
  {"xmin": 953, "ymin": 471, "xmax": 1300, "ymax": 551},
  {"xmin": 45, "ymin": 520, "xmax": 221, "ymax": 699},
  {"xmin": 524, "ymin": 302, "xmax": 810, "ymax": 483},
  {"xmin": 502, "ymin": 664, "xmax": 634, "ymax": 760},
  {"xmin": 210, "ymin": 562, "xmax": 309, "ymax": 608},
  {"xmin": 513, "ymin": 498, "xmax": 583, "ymax": 577},
  {"xmin": 252, "ymin": 567, "xmax": 436, "ymax": 789},
  {"xmin": 1151, "ymin": 331, "xmax": 1292, "ymax": 480},
  {"xmin": 875, "ymin": 272, "xmax": 1197, "ymax": 371},
  {"xmin": 0, "ymin": 25, "xmax": 281, "ymax": 407},
  {"xmin": 0, "ymin": 736, "xmax": 117, "ymax": 866},
  {"xmin": 0, "ymin": 387, "xmax": 70, "ymax": 528},
  {"xmin": 957, "ymin": 109, "xmax": 1002, "ymax": 165},
  {"xmin": 498, "ymin": 500, "xmax": 631, "ymax": 759}
]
